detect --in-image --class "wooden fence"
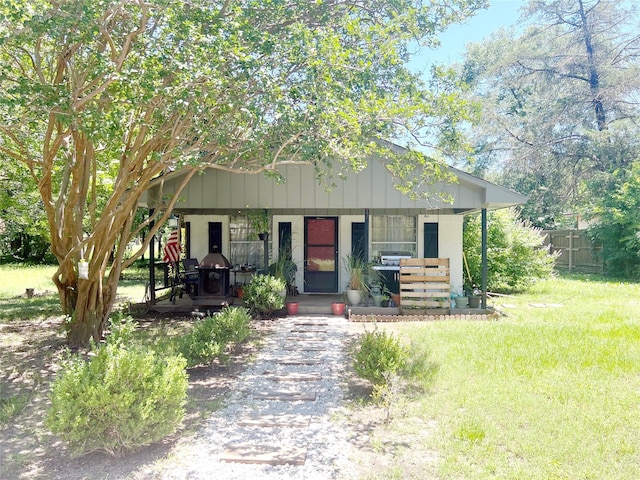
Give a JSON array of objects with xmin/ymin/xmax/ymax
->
[
  {"xmin": 541, "ymin": 229, "xmax": 603, "ymax": 274},
  {"xmin": 399, "ymin": 258, "xmax": 450, "ymax": 313}
]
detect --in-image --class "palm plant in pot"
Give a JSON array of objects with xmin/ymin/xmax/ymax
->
[{"xmin": 344, "ymin": 254, "xmax": 369, "ymax": 306}]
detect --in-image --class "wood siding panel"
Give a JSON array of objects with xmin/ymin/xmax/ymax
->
[
  {"xmin": 143, "ymin": 159, "xmax": 526, "ymax": 212},
  {"xmin": 215, "ymin": 171, "xmax": 232, "ymax": 207}
]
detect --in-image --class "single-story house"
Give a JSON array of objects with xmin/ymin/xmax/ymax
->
[{"xmin": 140, "ymin": 153, "xmax": 526, "ymax": 306}]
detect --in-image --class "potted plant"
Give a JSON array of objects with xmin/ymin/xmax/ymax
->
[
  {"xmin": 344, "ymin": 254, "xmax": 369, "ymax": 305},
  {"xmin": 242, "ymin": 274, "xmax": 286, "ymax": 319},
  {"xmin": 380, "ymin": 293, "xmax": 390, "ymax": 307},
  {"xmin": 464, "ymin": 283, "xmax": 481, "ymax": 308},
  {"xmin": 269, "ymin": 251, "xmax": 297, "ymax": 298},
  {"xmin": 246, "ymin": 209, "xmax": 269, "ymax": 239}
]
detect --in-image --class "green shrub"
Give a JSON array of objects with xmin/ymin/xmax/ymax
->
[
  {"xmin": 464, "ymin": 208, "xmax": 557, "ymax": 293},
  {"xmin": 213, "ymin": 306, "xmax": 251, "ymax": 346},
  {"xmin": 353, "ymin": 328, "xmax": 408, "ymax": 386},
  {"xmin": 177, "ymin": 306, "xmax": 251, "ymax": 368},
  {"xmin": 46, "ymin": 317, "xmax": 188, "ymax": 458},
  {"xmin": 242, "ymin": 274, "xmax": 286, "ymax": 318}
]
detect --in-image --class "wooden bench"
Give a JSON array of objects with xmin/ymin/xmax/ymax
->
[{"xmin": 399, "ymin": 258, "xmax": 450, "ymax": 313}]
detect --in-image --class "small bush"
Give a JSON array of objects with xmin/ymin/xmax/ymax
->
[
  {"xmin": 213, "ymin": 306, "xmax": 251, "ymax": 346},
  {"xmin": 242, "ymin": 274, "xmax": 286, "ymax": 318},
  {"xmin": 177, "ymin": 306, "xmax": 251, "ymax": 368},
  {"xmin": 353, "ymin": 328, "xmax": 408, "ymax": 386},
  {"xmin": 46, "ymin": 317, "xmax": 188, "ymax": 457}
]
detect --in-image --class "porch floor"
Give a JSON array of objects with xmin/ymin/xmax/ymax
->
[{"xmin": 148, "ymin": 292, "xmax": 493, "ymax": 318}]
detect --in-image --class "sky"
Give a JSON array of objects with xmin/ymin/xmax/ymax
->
[{"xmin": 408, "ymin": 0, "xmax": 525, "ymax": 75}]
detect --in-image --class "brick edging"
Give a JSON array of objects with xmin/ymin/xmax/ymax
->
[{"xmin": 348, "ymin": 313, "xmax": 499, "ymax": 322}]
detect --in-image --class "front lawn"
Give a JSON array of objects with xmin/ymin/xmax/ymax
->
[{"xmin": 372, "ymin": 275, "xmax": 640, "ymax": 479}]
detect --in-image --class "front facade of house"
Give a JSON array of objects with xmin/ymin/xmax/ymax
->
[{"xmin": 141, "ymin": 158, "xmax": 526, "ymax": 297}]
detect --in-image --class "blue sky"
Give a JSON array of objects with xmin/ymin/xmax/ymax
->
[{"xmin": 409, "ymin": 0, "xmax": 525, "ymax": 74}]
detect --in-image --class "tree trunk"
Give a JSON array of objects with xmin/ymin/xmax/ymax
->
[
  {"xmin": 578, "ymin": 0, "xmax": 607, "ymax": 131},
  {"xmin": 55, "ymin": 261, "xmax": 118, "ymax": 347}
]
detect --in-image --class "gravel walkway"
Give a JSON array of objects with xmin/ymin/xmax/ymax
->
[{"xmin": 148, "ymin": 315, "xmax": 357, "ymax": 479}]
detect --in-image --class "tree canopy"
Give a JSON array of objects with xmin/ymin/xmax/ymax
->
[
  {"xmin": 459, "ymin": 0, "xmax": 640, "ymax": 228},
  {"xmin": 0, "ymin": 0, "xmax": 485, "ymax": 344}
]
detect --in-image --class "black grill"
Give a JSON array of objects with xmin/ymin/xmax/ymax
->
[{"xmin": 198, "ymin": 253, "xmax": 232, "ymax": 299}]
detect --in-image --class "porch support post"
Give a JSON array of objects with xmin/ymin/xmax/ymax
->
[
  {"xmin": 364, "ymin": 208, "xmax": 370, "ymax": 306},
  {"xmin": 149, "ymin": 208, "xmax": 156, "ymax": 304},
  {"xmin": 364, "ymin": 208, "xmax": 370, "ymax": 261},
  {"xmin": 263, "ymin": 232, "xmax": 269, "ymax": 273},
  {"xmin": 263, "ymin": 209, "xmax": 269, "ymax": 273},
  {"xmin": 481, "ymin": 207, "xmax": 488, "ymax": 309}
]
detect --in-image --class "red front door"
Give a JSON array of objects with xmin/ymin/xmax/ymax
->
[{"xmin": 304, "ymin": 217, "xmax": 338, "ymax": 293}]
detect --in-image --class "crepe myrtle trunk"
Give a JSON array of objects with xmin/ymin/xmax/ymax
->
[{"xmin": 54, "ymin": 260, "xmax": 118, "ymax": 347}]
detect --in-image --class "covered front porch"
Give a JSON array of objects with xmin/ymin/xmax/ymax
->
[
  {"xmin": 147, "ymin": 290, "xmax": 496, "ymax": 320},
  {"xmin": 140, "ymin": 155, "xmax": 527, "ymax": 314}
]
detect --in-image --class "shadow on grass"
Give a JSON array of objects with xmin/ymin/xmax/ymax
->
[{"xmin": 0, "ymin": 295, "xmax": 62, "ymax": 322}]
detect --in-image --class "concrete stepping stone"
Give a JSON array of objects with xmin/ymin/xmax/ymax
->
[
  {"xmin": 290, "ymin": 328, "xmax": 327, "ymax": 333},
  {"xmin": 285, "ymin": 336, "xmax": 326, "ymax": 342},
  {"xmin": 237, "ymin": 413, "xmax": 311, "ymax": 427},
  {"xmin": 220, "ymin": 443, "xmax": 307, "ymax": 465},
  {"xmin": 252, "ymin": 389, "xmax": 316, "ymax": 401},
  {"xmin": 265, "ymin": 372, "xmax": 322, "ymax": 382},
  {"xmin": 274, "ymin": 358, "xmax": 323, "ymax": 365},
  {"xmin": 283, "ymin": 344, "xmax": 326, "ymax": 351},
  {"xmin": 293, "ymin": 321, "xmax": 329, "ymax": 326}
]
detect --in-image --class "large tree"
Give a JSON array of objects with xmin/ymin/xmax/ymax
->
[
  {"xmin": 459, "ymin": 0, "xmax": 640, "ymax": 228},
  {"xmin": 0, "ymin": 0, "xmax": 484, "ymax": 345}
]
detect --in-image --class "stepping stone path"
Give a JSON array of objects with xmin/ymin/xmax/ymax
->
[{"xmin": 177, "ymin": 316, "xmax": 354, "ymax": 479}]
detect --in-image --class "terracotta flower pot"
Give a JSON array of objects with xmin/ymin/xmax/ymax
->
[
  {"xmin": 286, "ymin": 302, "xmax": 299, "ymax": 315},
  {"xmin": 331, "ymin": 302, "xmax": 346, "ymax": 316}
]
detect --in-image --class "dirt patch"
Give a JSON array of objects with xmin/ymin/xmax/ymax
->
[{"xmin": 0, "ymin": 314, "xmax": 276, "ymax": 480}]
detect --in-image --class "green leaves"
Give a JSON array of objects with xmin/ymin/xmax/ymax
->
[
  {"xmin": 459, "ymin": 0, "xmax": 640, "ymax": 229},
  {"xmin": 1, "ymin": 0, "xmax": 481, "ymax": 342}
]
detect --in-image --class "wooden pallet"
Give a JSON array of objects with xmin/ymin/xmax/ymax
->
[{"xmin": 399, "ymin": 258, "xmax": 450, "ymax": 314}]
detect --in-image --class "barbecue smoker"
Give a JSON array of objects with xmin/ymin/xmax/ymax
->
[
  {"xmin": 197, "ymin": 251, "xmax": 233, "ymax": 305},
  {"xmin": 372, "ymin": 251, "xmax": 413, "ymax": 294}
]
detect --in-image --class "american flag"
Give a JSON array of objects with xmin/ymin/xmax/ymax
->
[{"xmin": 163, "ymin": 229, "xmax": 180, "ymax": 263}]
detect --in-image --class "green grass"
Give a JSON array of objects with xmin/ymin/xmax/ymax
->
[
  {"xmin": 0, "ymin": 263, "xmax": 148, "ymax": 322},
  {"xmin": 0, "ymin": 263, "xmax": 58, "ymax": 298},
  {"xmin": 389, "ymin": 274, "xmax": 640, "ymax": 479},
  {"xmin": 0, "ymin": 394, "xmax": 30, "ymax": 425}
]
